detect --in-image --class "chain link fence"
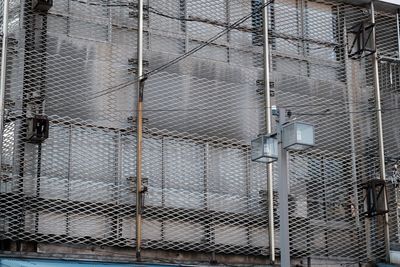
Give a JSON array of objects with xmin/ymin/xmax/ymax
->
[{"xmin": 0, "ymin": 0, "xmax": 399, "ymax": 265}]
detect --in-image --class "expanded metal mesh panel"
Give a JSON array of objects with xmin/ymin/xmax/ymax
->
[
  {"xmin": 376, "ymin": 12, "xmax": 398, "ymax": 58},
  {"xmin": 0, "ymin": 0, "xmax": 398, "ymax": 265},
  {"xmin": 379, "ymin": 13, "xmax": 400, "ymax": 247},
  {"xmin": 270, "ymin": 0, "xmax": 392, "ymax": 263}
]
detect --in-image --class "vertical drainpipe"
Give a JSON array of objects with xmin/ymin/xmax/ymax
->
[
  {"xmin": 262, "ymin": 0, "xmax": 275, "ymax": 263},
  {"xmin": 370, "ymin": 1, "xmax": 391, "ymax": 261},
  {"xmin": 0, "ymin": 0, "xmax": 10, "ymax": 166},
  {"xmin": 135, "ymin": 0, "xmax": 144, "ymax": 261}
]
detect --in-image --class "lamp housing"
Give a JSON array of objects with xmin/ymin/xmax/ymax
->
[
  {"xmin": 251, "ymin": 134, "xmax": 278, "ymax": 163},
  {"xmin": 282, "ymin": 122, "xmax": 315, "ymax": 151}
]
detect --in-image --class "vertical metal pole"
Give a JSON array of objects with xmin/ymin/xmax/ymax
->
[
  {"xmin": 278, "ymin": 108, "xmax": 290, "ymax": 267},
  {"xmin": 397, "ymin": 9, "xmax": 400, "ymax": 59},
  {"xmin": 135, "ymin": 0, "xmax": 144, "ymax": 261},
  {"xmin": 0, "ymin": 0, "xmax": 10, "ymax": 166},
  {"xmin": 370, "ymin": 1, "xmax": 390, "ymax": 261},
  {"xmin": 66, "ymin": 125, "xmax": 73, "ymax": 236},
  {"xmin": 113, "ymin": 132, "xmax": 122, "ymax": 240},
  {"xmin": 394, "ymin": 10, "xmax": 400, "ymax": 247},
  {"xmin": 262, "ymin": 0, "xmax": 275, "ymax": 263}
]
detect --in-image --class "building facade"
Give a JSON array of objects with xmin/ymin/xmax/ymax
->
[{"xmin": 0, "ymin": 0, "xmax": 400, "ymax": 266}]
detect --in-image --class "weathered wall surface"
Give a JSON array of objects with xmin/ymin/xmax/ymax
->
[{"xmin": 0, "ymin": 0, "xmax": 399, "ymax": 266}]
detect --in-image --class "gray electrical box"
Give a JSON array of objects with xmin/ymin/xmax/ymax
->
[{"xmin": 32, "ymin": 0, "xmax": 53, "ymax": 12}]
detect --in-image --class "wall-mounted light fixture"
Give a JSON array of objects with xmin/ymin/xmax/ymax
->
[
  {"xmin": 251, "ymin": 134, "xmax": 278, "ymax": 163},
  {"xmin": 251, "ymin": 108, "xmax": 315, "ymax": 267},
  {"xmin": 282, "ymin": 122, "xmax": 315, "ymax": 151}
]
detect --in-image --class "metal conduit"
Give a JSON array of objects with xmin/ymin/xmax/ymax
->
[
  {"xmin": 0, "ymin": 0, "xmax": 10, "ymax": 166},
  {"xmin": 370, "ymin": 1, "xmax": 391, "ymax": 261},
  {"xmin": 262, "ymin": 0, "xmax": 275, "ymax": 264},
  {"xmin": 135, "ymin": 0, "xmax": 145, "ymax": 261}
]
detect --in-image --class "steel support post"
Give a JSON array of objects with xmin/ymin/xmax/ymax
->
[
  {"xmin": 262, "ymin": 0, "xmax": 275, "ymax": 263},
  {"xmin": 370, "ymin": 1, "xmax": 391, "ymax": 261},
  {"xmin": 278, "ymin": 108, "xmax": 290, "ymax": 267},
  {"xmin": 0, "ymin": 0, "xmax": 10, "ymax": 166},
  {"xmin": 135, "ymin": 0, "xmax": 145, "ymax": 261}
]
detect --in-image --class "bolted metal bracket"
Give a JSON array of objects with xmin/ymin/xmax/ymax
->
[
  {"xmin": 256, "ymin": 80, "xmax": 275, "ymax": 96},
  {"xmin": 128, "ymin": 59, "xmax": 149, "ymax": 74},
  {"xmin": 128, "ymin": 3, "xmax": 150, "ymax": 19},
  {"xmin": 348, "ymin": 21, "xmax": 376, "ymax": 59},
  {"xmin": 26, "ymin": 114, "xmax": 49, "ymax": 144},
  {"xmin": 32, "ymin": 0, "xmax": 53, "ymax": 12},
  {"xmin": 362, "ymin": 179, "xmax": 389, "ymax": 218}
]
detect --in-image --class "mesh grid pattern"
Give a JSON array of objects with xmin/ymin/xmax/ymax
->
[{"xmin": 0, "ymin": 0, "xmax": 399, "ymax": 265}]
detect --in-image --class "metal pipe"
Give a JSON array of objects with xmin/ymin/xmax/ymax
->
[
  {"xmin": 0, "ymin": 0, "xmax": 10, "ymax": 166},
  {"xmin": 397, "ymin": 9, "xmax": 400, "ymax": 58},
  {"xmin": 66, "ymin": 125, "xmax": 73, "ymax": 236},
  {"xmin": 277, "ymin": 108, "xmax": 290, "ymax": 267},
  {"xmin": 135, "ymin": 0, "xmax": 145, "ymax": 261},
  {"xmin": 262, "ymin": 0, "xmax": 275, "ymax": 263},
  {"xmin": 370, "ymin": 1, "xmax": 391, "ymax": 261}
]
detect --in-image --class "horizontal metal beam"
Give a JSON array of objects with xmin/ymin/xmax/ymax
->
[{"xmin": 379, "ymin": 56, "xmax": 400, "ymax": 63}]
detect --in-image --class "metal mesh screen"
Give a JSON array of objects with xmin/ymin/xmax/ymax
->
[
  {"xmin": 378, "ymin": 8, "xmax": 400, "ymax": 252},
  {"xmin": 274, "ymin": 1, "xmax": 396, "ymax": 263},
  {"xmin": 0, "ymin": 0, "xmax": 399, "ymax": 265}
]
